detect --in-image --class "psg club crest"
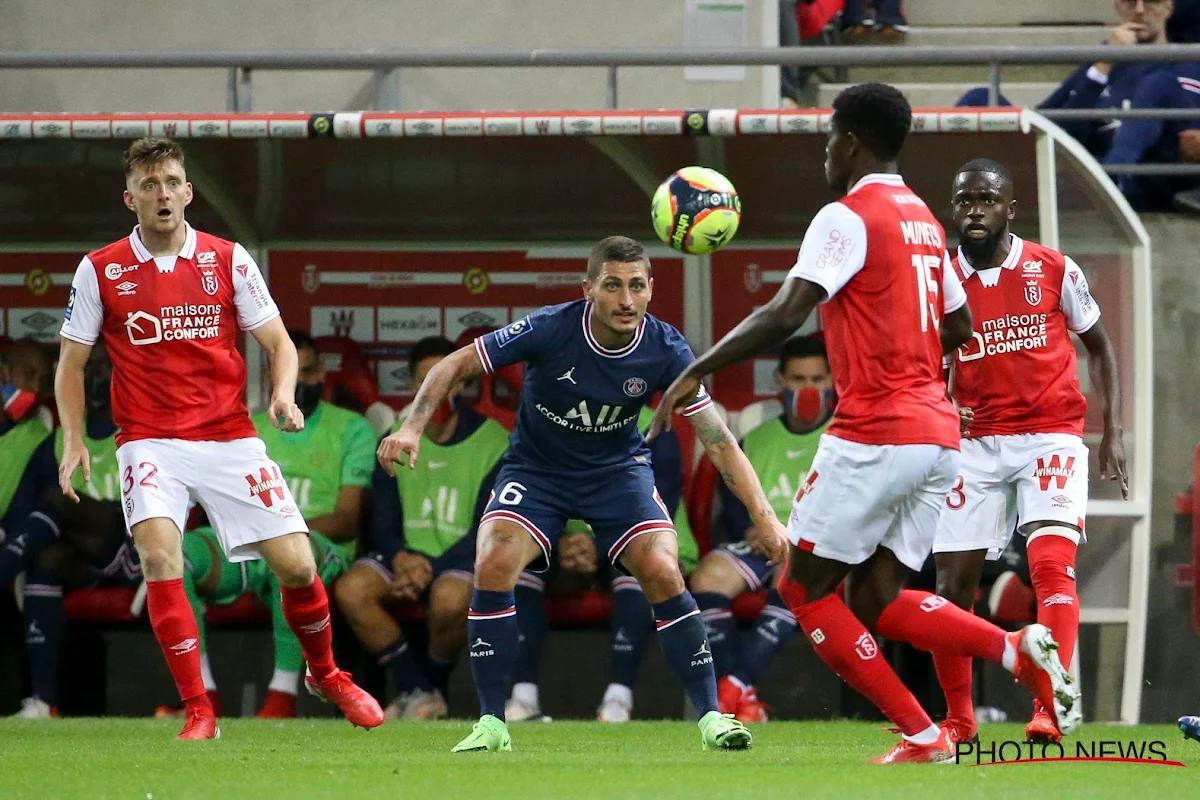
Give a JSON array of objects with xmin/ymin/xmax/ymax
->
[
  {"xmin": 1024, "ymin": 279, "xmax": 1042, "ymax": 306},
  {"xmin": 201, "ymin": 272, "xmax": 219, "ymax": 296},
  {"xmin": 623, "ymin": 377, "xmax": 647, "ymax": 397}
]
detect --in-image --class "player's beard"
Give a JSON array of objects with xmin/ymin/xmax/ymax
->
[{"xmin": 958, "ymin": 227, "xmax": 1005, "ymax": 267}]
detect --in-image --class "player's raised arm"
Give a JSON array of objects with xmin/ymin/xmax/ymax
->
[
  {"xmin": 54, "ymin": 338, "xmax": 92, "ymax": 502},
  {"xmin": 687, "ymin": 404, "xmax": 788, "ymax": 565},
  {"xmin": 250, "ymin": 317, "xmax": 304, "ymax": 433},
  {"xmin": 376, "ymin": 344, "xmax": 485, "ymax": 475}
]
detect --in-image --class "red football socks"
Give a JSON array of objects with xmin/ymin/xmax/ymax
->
[
  {"xmin": 932, "ymin": 638, "xmax": 976, "ymax": 729},
  {"xmin": 787, "ymin": 591, "xmax": 933, "ymax": 737},
  {"xmin": 281, "ymin": 578, "xmax": 337, "ymax": 680},
  {"xmin": 146, "ymin": 578, "xmax": 209, "ymax": 707},
  {"xmin": 1028, "ymin": 534, "xmax": 1080, "ymax": 671},
  {"xmin": 877, "ymin": 590, "xmax": 1007, "ymax": 663}
]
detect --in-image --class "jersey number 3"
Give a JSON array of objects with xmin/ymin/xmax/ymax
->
[{"xmin": 912, "ymin": 255, "xmax": 942, "ymax": 332}]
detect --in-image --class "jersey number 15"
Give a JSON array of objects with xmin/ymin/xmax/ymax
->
[{"xmin": 912, "ymin": 255, "xmax": 942, "ymax": 333}]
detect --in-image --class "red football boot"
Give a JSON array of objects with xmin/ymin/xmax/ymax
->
[
  {"xmin": 176, "ymin": 704, "xmax": 220, "ymax": 740},
  {"xmin": 716, "ymin": 676, "xmax": 745, "ymax": 716},
  {"xmin": 304, "ymin": 667, "xmax": 384, "ymax": 729},
  {"xmin": 256, "ymin": 689, "xmax": 298, "ymax": 719},
  {"xmin": 1025, "ymin": 700, "xmax": 1063, "ymax": 743},
  {"xmin": 1006, "ymin": 624, "xmax": 1081, "ymax": 736},
  {"xmin": 735, "ymin": 689, "xmax": 771, "ymax": 724},
  {"xmin": 870, "ymin": 726, "xmax": 955, "ymax": 764}
]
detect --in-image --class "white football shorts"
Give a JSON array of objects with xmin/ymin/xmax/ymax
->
[
  {"xmin": 933, "ymin": 432, "xmax": 1089, "ymax": 559},
  {"xmin": 786, "ymin": 434, "xmax": 959, "ymax": 572},
  {"xmin": 116, "ymin": 437, "xmax": 307, "ymax": 562}
]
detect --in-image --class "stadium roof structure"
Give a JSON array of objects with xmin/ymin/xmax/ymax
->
[{"xmin": 0, "ymin": 107, "xmax": 1057, "ymax": 245}]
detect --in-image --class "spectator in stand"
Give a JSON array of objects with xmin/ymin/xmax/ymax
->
[
  {"xmin": 958, "ymin": 1, "xmax": 1188, "ymax": 210},
  {"xmin": 1106, "ymin": 62, "xmax": 1200, "ymax": 210},
  {"xmin": 841, "ymin": 0, "xmax": 907, "ymax": 41},
  {"xmin": 779, "ymin": 0, "xmax": 845, "ymax": 106}
]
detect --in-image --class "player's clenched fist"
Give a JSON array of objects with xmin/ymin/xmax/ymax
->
[
  {"xmin": 377, "ymin": 426, "xmax": 421, "ymax": 475},
  {"xmin": 58, "ymin": 438, "xmax": 91, "ymax": 503},
  {"xmin": 268, "ymin": 396, "xmax": 305, "ymax": 432}
]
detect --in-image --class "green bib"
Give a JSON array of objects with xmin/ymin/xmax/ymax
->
[
  {"xmin": 0, "ymin": 417, "xmax": 51, "ymax": 517},
  {"xmin": 55, "ymin": 426, "xmax": 121, "ymax": 502},
  {"xmin": 254, "ymin": 401, "xmax": 375, "ymax": 520},
  {"xmin": 395, "ymin": 417, "xmax": 510, "ymax": 558},
  {"xmin": 740, "ymin": 416, "xmax": 828, "ymax": 523}
]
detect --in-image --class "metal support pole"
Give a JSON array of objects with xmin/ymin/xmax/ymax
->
[
  {"xmin": 376, "ymin": 69, "xmax": 402, "ymax": 111},
  {"xmin": 225, "ymin": 67, "xmax": 252, "ymax": 112},
  {"xmin": 987, "ymin": 61, "xmax": 1001, "ymax": 106},
  {"xmin": 606, "ymin": 66, "xmax": 618, "ymax": 110}
]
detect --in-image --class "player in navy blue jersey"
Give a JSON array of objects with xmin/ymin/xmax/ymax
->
[{"xmin": 378, "ymin": 235, "xmax": 788, "ymax": 753}]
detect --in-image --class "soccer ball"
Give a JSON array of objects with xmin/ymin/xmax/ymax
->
[{"xmin": 651, "ymin": 166, "xmax": 741, "ymax": 255}]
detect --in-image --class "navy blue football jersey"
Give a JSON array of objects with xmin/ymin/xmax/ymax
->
[{"xmin": 474, "ymin": 300, "xmax": 711, "ymax": 471}]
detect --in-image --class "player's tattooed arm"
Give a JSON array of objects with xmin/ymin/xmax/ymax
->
[
  {"xmin": 1077, "ymin": 320, "xmax": 1127, "ymax": 498},
  {"xmin": 377, "ymin": 344, "xmax": 486, "ymax": 474},
  {"xmin": 690, "ymin": 406, "xmax": 788, "ymax": 565},
  {"xmin": 408, "ymin": 344, "xmax": 485, "ymax": 427}
]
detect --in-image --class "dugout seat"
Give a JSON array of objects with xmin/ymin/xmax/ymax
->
[{"xmin": 314, "ymin": 335, "xmax": 396, "ymax": 435}]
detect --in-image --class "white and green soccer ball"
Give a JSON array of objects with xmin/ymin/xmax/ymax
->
[{"xmin": 650, "ymin": 166, "xmax": 741, "ymax": 255}]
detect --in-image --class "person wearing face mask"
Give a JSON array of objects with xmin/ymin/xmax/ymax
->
[
  {"xmin": 4, "ymin": 342, "xmax": 130, "ymax": 719},
  {"xmin": 335, "ymin": 336, "xmax": 510, "ymax": 722},
  {"xmin": 164, "ymin": 330, "xmax": 376, "ymax": 719},
  {"xmin": 687, "ymin": 335, "xmax": 835, "ymax": 724},
  {"xmin": 0, "ymin": 340, "xmax": 54, "ymax": 576}
]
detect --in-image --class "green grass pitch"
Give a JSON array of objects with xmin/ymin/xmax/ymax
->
[{"xmin": 0, "ymin": 719, "xmax": 1194, "ymax": 799}]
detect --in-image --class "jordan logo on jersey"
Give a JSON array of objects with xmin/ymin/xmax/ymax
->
[{"xmin": 245, "ymin": 465, "xmax": 286, "ymax": 508}]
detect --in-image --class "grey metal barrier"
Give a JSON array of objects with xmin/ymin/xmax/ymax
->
[{"xmin": 3, "ymin": 45, "xmax": 1200, "ymax": 174}]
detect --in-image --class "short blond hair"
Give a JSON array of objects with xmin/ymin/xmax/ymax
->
[{"xmin": 122, "ymin": 137, "xmax": 186, "ymax": 177}]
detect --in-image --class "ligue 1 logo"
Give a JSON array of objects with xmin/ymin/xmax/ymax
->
[{"xmin": 623, "ymin": 377, "xmax": 647, "ymax": 397}]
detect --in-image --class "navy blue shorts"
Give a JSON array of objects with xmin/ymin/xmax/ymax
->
[
  {"xmin": 711, "ymin": 540, "xmax": 775, "ymax": 592},
  {"xmin": 360, "ymin": 541, "xmax": 475, "ymax": 585},
  {"xmin": 480, "ymin": 461, "xmax": 675, "ymax": 573}
]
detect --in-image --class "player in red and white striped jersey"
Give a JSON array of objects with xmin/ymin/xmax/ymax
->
[
  {"xmin": 55, "ymin": 138, "xmax": 382, "ymax": 739},
  {"xmin": 653, "ymin": 83, "xmax": 1080, "ymax": 763},
  {"xmin": 932, "ymin": 158, "xmax": 1126, "ymax": 745}
]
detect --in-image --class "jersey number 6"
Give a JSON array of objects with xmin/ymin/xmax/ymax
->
[{"xmin": 497, "ymin": 481, "xmax": 526, "ymax": 506}]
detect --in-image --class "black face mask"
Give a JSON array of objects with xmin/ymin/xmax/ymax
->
[
  {"xmin": 295, "ymin": 382, "xmax": 323, "ymax": 418},
  {"xmin": 84, "ymin": 371, "xmax": 111, "ymax": 415}
]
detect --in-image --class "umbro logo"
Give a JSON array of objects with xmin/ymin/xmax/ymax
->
[
  {"xmin": 299, "ymin": 616, "xmax": 331, "ymax": 634},
  {"xmin": 169, "ymin": 638, "xmax": 198, "ymax": 655},
  {"xmin": 1043, "ymin": 593, "xmax": 1075, "ymax": 607}
]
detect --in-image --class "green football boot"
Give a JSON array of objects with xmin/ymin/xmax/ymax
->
[
  {"xmin": 699, "ymin": 711, "xmax": 753, "ymax": 751},
  {"xmin": 451, "ymin": 714, "xmax": 513, "ymax": 753}
]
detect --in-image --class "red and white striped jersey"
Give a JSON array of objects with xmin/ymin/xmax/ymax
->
[
  {"xmin": 60, "ymin": 223, "xmax": 279, "ymax": 446},
  {"xmin": 950, "ymin": 235, "xmax": 1100, "ymax": 437},
  {"xmin": 787, "ymin": 173, "xmax": 965, "ymax": 449}
]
